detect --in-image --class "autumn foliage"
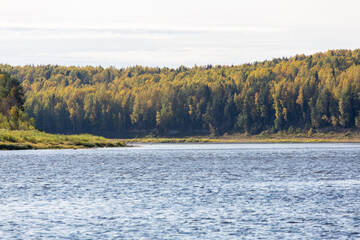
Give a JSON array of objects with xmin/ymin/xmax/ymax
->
[
  {"xmin": 0, "ymin": 71, "xmax": 34, "ymax": 130},
  {"xmin": 1, "ymin": 49, "xmax": 360, "ymax": 137}
]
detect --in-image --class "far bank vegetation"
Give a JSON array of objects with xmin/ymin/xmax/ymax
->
[{"xmin": 1, "ymin": 49, "xmax": 360, "ymax": 138}]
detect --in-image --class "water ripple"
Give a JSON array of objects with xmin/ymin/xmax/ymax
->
[{"xmin": 0, "ymin": 143, "xmax": 359, "ymax": 239}]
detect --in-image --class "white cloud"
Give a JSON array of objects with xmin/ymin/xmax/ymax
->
[
  {"xmin": 0, "ymin": 0, "xmax": 359, "ymax": 67},
  {"xmin": 0, "ymin": 22, "xmax": 285, "ymax": 40}
]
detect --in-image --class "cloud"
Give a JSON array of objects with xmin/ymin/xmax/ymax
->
[
  {"xmin": 26, "ymin": 46, "xmax": 322, "ymax": 68},
  {"xmin": 0, "ymin": 22, "xmax": 285, "ymax": 40},
  {"xmin": 0, "ymin": 21, "xmax": 358, "ymax": 68}
]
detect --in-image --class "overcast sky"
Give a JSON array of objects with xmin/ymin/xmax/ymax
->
[{"xmin": 1, "ymin": 0, "xmax": 360, "ymax": 68}]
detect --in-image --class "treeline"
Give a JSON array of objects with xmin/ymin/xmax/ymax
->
[
  {"xmin": 0, "ymin": 71, "xmax": 34, "ymax": 130},
  {"xmin": 1, "ymin": 49, "xmax": 360, "ymax": 137}
]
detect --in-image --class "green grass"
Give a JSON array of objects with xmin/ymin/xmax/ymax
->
[
  {"xmin": 122, "ymin": 130, "xmax": 360, "ymax": 143},
  {"xmin": 2, "ymin": 129, "xmax": 359, "ymax": 150},
  {"xmin": 0, "ymin": 129, "xmax": 125, "ymax": 150}
]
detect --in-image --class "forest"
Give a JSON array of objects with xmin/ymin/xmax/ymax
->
[
  {"xmin": 0, "ymin": 70, "xmax": 34, "ymax": 130},
  {"xmin": 1, "ymin": 49, "xmax": 360, "ymax": 137}
]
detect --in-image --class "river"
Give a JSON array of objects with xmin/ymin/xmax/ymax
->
[{"xmin": 0, "ymin": 143, "xmax": 359, "ymax": 239}]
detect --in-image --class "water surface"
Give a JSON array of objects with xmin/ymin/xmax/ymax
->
[{"xmin": 0, "ymin": 143, "xmax": 359, "ymax": 239}]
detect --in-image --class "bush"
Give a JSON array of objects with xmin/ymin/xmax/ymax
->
[{"xmin": 307, "ymin": 128, "xmax": 314, "ymax": 137}]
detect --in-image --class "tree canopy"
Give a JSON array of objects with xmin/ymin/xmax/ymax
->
[
  {"xmin": 1, "ymin": 49, "xmax": 360, "ymax": 136},
  {"xmin": 0, "ymin": 71, "xmax": 34, "ymax": 130}
]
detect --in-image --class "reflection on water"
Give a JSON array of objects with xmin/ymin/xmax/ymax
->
[{"xmin": 0, "ymin": 143, "xmax": 359, "ymax": 239}]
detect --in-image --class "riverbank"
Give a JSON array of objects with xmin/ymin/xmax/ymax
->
[
  {"xmin": 0, "ymin": 129, "xmax": 126, "ymax": 150},
  {"xmin": 123, "ymin": 130, "xmax": 360, "ymax": 143},
  {"xmin": 2, "ymin": 129, "xmax": 359, "ymax": 150}
]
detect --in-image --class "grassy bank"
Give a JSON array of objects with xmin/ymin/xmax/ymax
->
[
  {"xmin": 2, "ymin": 129, "xmax": 359, "ymax": 150},
  {"xmin": 0, "ymin": 129, "xmax": 125, "ymax": 150},
  {"xmin": 123, "ymin": 130, "xmax": 360, "ymax": 143}
]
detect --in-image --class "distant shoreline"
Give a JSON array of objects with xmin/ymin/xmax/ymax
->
[
  {"xmin": 121, "ymin": 131, "xmax": 360, "ymax": 144},
  {"xmin": 2, "ymin": 129, "xmax": 360, "ymax": 150}
]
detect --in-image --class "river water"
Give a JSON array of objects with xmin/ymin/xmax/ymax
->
[{"xmin": 0, "ymin": 143, "xmax": 359, "ymax": 239}]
